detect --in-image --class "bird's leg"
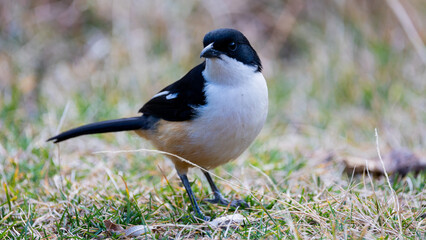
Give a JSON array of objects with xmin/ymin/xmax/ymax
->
[
  {"xmin": 178, "ymin": 173, "xmax": 210, "ymax": 221},
  {"xmin": 202, "ymin": 170, "xmax": 248, "ymax": 208}
]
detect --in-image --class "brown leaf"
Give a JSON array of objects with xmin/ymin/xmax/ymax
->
[
  {"xmin": 104, "ymin": 219, "xmax": 124, "ymax": 235},
  {"xmin": 386, "ymin": 149, "xmax": 426, "ymax": 175},
  {"xmin": 104, "ymin": 219, "xmax": 151, "ymax": 238},
  {"xmin": 343, "ymin": 148, "xmax": 426, "ymax": 175}
]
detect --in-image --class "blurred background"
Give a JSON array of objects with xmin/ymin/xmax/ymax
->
[
  {"xmin": 1, "ymin": 0, "xmax": 425, "ymax": 237},
  {"xmin": 1, "ymin": 0, "xmax": 425, "ymax": 157}
]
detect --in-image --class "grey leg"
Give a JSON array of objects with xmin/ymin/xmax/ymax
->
[
  {"xmin": 202, "ymin": 170, "xmax": 248, "ymax": 208},
  {"xmin": 178, "ymin": 173, "xmax": 209, "ymax": 221}
]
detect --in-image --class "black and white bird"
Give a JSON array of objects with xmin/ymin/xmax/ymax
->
[{"xmin": 48, "ymin": 28, "xmax": 268, "ymax": 220}]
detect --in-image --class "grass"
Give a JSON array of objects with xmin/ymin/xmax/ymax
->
[{"xmin": 1, "ymin": 0, "xmax": 425, "ymax": 239}]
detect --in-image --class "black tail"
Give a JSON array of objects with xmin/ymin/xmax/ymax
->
[{"xmin": 48, "ymin": 116, "xmax": 149, "ymax": 143}]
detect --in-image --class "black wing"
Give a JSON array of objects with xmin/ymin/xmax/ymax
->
[{"xmin": 139, "ymin": 62, "xmax": 207, "ymax": 121}]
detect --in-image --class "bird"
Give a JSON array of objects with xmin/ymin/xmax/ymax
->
[{"xmin": 48, "ymin": 28, "xmax": 268, "ymax": 221}]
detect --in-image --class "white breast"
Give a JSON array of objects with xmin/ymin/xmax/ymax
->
[{"xmin": 188, "ymin": 56, "xmax": 268, "ymax": 168}]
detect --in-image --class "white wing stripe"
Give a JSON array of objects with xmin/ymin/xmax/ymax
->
[{"xmin": 152, "ymin": 91, "xmax": 169, "ymax": 99}]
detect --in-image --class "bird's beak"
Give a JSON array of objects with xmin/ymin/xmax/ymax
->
[{"xmin": 200, "ymin": 43, "xmax": 221, "ymax": 58}]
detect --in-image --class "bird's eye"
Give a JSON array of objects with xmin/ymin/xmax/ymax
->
[{"xmin": 228, "ymin": 41, "xmax": 237, "ymax": 51}]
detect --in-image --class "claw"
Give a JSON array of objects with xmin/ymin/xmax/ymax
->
[
  {"xmin": 204, "ymin": 197, "xmax": 229, "ymax": 206},
  {"xmin": 229, "ymin": 199, "xmax": 249, "ymax": 208}
]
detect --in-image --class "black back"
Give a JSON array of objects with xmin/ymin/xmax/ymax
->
[{"xmin": 139, "ymin": 62, "xmax": 207, "ymax": 121}]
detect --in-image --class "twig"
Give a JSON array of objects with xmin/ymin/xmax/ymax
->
[
  {"xmin": 56, "ymin": 100, "xmax": 70, "ymax": 134},
  {"xmin": 224, "ymin": 206, "xmax": 239, "ymax": 238},
  {"xmin": 374, "ymin": 128, "xmax": 403, "ymax": 236},
  {"xmin": 249, "ymin": 163, "xmax": 280, "ymax": 194}
]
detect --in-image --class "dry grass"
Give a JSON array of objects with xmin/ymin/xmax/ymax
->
[{"xmin": 1, "ymin": 0, "xmax": 425, "ymax": 239}]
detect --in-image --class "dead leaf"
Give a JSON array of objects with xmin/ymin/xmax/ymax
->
[
  {"xmin": 208, "ymin": 213, "xmax": 245, "ymax": 229},
  {"xmin": 125, "ymin": 225, "xmax": 151, "ymax": 237},
  {"xmin": 343, "ymin": 148, "xmax": 426, "ymax": 175},
  {"xmin": 104, "ymin": 219, "xmax": 151, "ymax": 238},
  {"xmin": 104, "ymin": 219, "xmax": 124, "ymax": 235}
]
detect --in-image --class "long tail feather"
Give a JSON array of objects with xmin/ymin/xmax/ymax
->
[{"xmin": 48, "ymin": 116, "xmax": 147, "ymax": 143}]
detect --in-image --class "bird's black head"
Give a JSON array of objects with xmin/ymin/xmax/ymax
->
[{"xmin": 200, "ymin": 28, "xmax": 262, "ymax": 72}]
